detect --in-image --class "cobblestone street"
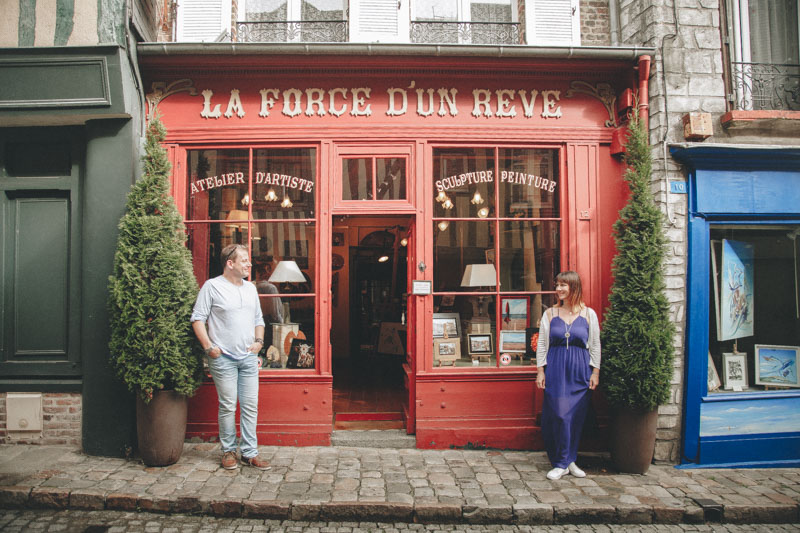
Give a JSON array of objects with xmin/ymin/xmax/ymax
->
[
  {"xmin": 2, "ymin": 509, "xmax": 800, "ymax": 533},
  {"xmin": 2, "ymin": 445, "xmax": 799, "ymax": 526}
]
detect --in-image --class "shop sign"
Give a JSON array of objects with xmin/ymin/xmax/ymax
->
[
  {"xmin": 434, "ymin": 170, "xmax": 557, "ymax": 194},
  {"xmin": 190, "ymin": 170, "xmax": 314, "ymax": 196},
  {"xmin": 198, "ymin": 82, "xmax": 564, "ymax": 120}
]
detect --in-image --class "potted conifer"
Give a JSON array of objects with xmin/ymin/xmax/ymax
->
[
  {"xmin": 601, "ymin": 109, "xmax": 676, "ymax": 474},
  {"xmin": 108, "ymin": 116, "xmax": 202, "ymax": 466}
]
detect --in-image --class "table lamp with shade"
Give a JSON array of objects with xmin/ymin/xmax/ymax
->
[
  {"xmin": 268, "ymin": 259, "xmax": 306, "ymax": 324},
  {"xmin": 460, "ymin": 263, "xmax": 497, "ymax": 330},
  {"xmin": 225, "ymin": 209, "xmax": 248, "ymax": 241}
]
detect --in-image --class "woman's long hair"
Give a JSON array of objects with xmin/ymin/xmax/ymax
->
[{"xmin": 555, "ymin": 270, "xmax": 583, "ymax": 310}]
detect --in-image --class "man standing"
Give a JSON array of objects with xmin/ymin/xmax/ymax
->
[{"xmin": 191, "ymin": 244, "xmax": 270, "ymax": 470}]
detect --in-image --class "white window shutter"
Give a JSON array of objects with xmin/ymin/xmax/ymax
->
[
  {"xmin": 177, "ymin": 0, "xmax": 233, "ymax": 42},
  {"xmin": 526, "ymin": 0, "xmax": 580, "ymax": 46},
  {"xmin": 350, "ymin": 0, "xmax": 409, "ymax": 43}
]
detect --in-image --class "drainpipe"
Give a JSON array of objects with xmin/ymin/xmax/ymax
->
[
  {"xmin": 638, "ymin": 55, "xmax": 651, "ymax": 131},
  {"xmin": 609, "ymin": 0, "xmax": 620, "ymax": 46}
]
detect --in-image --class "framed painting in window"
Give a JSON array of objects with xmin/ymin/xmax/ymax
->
[
  {"xmin": 499, "ymin": 330, "xmax": 526, "ymax": 353},
  {"xmin": 432, "ymin": 312, "xmax": 461, "ymax": 339},
  {"xmin": 467, "ymin": 333, "xmax": 493, "ymax": 356},
  {"xmin": 500, "ymin": 296, "xmax": 529, "ymax": 330},
  {"xmin": 722, "ymin": 352, "xmax": 748, "ymax": 390},
  {"xmin": 755, "ymin": 345, "xmax": 800, "ymax": 388}
]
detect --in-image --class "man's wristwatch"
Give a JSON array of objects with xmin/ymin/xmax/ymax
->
[
  {"xmin": 204, "ymin": 344, "xmax": 218, "ymax": 355},
  {"xmin": 254, "ymin": 338, "xmax": 264, "ymax": 345}
]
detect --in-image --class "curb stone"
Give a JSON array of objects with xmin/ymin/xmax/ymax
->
[
  {"xmin": 512, "ymin": 502, "xmax": 554, "ymax": 524},
  {"xmin": 723, "ymin": 503, "xmax": 799, "ymax": 524},
  {"xmin": 2, "ymin": 485, "xmax": 800, "ymax": 525}
]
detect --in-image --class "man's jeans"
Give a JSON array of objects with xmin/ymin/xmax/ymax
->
[{"xmin": 207, "ymin": 353, "xmax": 260, "ymax": 458}]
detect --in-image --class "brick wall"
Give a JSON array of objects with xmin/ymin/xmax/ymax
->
[
  {"xmin": 581, "ymin": 0, "xmax": 611, "ymax": 45},
  {"xmin": 0, "ymin": 393, "xmax": 82, "ymax": 447}
]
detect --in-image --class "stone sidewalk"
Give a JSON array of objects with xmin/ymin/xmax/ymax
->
[{"xmin": 1, "ymin": 443, "xmax": 798, "ymax": 525}]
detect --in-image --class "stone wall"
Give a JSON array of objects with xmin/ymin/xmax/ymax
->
[
  {"xmin": 0, "ymin": 393, "xmax": 82, "ymax": 447},
  {"xmin": 616, "ymin": 0, "xmax": 730, "ymax": 463}
]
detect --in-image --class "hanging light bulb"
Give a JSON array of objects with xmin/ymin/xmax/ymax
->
[
  {"xmin": 437, "ymin": 220, "xmax": 450, "ymax": 231},
  {"xmin": 378, "ymin": 255, "xmax": 389, "ymax": 263},
  {"xmin": 442, "ymin": 197, "xmax": 454, "ymax": 210},
  {"xmin": 470, "ymin": 191, "xmax": 484, "ymax": 205},
  {"xmin": 241, "ymin": 193, "xmax": 250, "ymax": 206},
  {"xmin": 281, "ymin": 196, "xmax": 293, "ymax": 208},
  {"xmin": 477, "ymin": 207, "xmax": 490, "ymax": 218},
  {"xmin": 436, "ymin": 190, "xmax": 447, "ymax": 203},
  {"xmin": 400, "ymin": 237, "xmax": 408, "ymax": 247},
  {"xmin": 265, "ymin": 189, "xmax": 278, "ymax": 202}
]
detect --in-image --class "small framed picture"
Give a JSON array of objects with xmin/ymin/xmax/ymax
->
[
  {"xmin": 433, "ymin": 337, "xmax": 460, "ymax": 366},
  {"xmin": 332, "ymin": 232, "xmax": 345, "ymax": 247},
  {"xmin": 707, "ymin": 352, "xmax": 721, "ymax": 392},
  {"xmin": 722, "ymin": 352, "xmax": 748, "ymax": 390},
  {"xmin": 500, "ymin": 296, "xmax": 529, "ymax": 330},
  {"xmin": 432, "ymin": 312, "xmax": 461, "ymax": 339},
  {"xmin": 754, "ymin": 344, "xmax": 800, "ymax": 388},
  {"xmin": 499, "ymin": 330, "xmax": 526, "ymax": 353},
  {"xmin": 287, "ymin": 338, "xmax": 315, "ymax": 369},
  {"xmin": 468, "ymin": 333, "xmax": 493, "ymax": 355}
]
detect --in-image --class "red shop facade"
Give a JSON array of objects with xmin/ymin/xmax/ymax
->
[{"xmin": 139, "ymin": 45, "xmax": 650, "ymax": 449}]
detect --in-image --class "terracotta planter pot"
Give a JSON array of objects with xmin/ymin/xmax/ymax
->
[
  {"xmin": 610, "ymin": 407, "xmax": 658, "ymax": 474},
  {"xmin": 136, "ymin": 390, "xmax": 188, "ymax": 466}
]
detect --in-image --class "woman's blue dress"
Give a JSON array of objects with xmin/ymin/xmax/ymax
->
[{"xmin": 541, "ymin": 311, "xmax": 592, "ymax": 469}]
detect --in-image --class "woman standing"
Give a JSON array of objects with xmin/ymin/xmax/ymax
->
[{"xmin": 536, "ymin": 271, "xmax": 601, "ymax": 480}]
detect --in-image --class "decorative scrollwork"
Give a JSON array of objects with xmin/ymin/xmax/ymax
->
[
  {"xmin": 730, "ymin": 62, "xmax": 800, "ymax": 111},
  {"xmin": 566, "ymin": 81, "xmax": 618, "ymax": 127},
  {"xmin": 237, "ymin": 21, "xmax": 348, "ymax": 43},
  {"xmin": 146, "ymin": 79, "xmax": 199, "ymax": 120},
  {"xmin": 409, "ymin": 21, "xmax": 521, "ymax": 45}
]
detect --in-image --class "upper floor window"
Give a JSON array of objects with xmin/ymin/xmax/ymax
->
[
  {"xmin": 238, "ymin": 0, "xmax": 347, "ymax": 42},
  {"xmin": 726, "ymin": 0, "xmax": 800, "ymax": 110},
  {"xmin": 410, "ymin": 0, "xmax": 520, "ymax": 44}
]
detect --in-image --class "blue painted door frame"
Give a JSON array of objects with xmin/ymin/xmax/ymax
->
[{"xmin": 672, "ymin": 145, "xmax": 800, "ymax": 468}]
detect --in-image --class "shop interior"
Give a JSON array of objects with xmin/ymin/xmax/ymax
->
[{"xmin": 331, "ymin": 216, "xmax": 410, "ymax": 430}]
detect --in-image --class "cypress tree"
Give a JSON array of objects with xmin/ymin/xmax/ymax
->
[
  {"xmin": 108, "ymin": 117, "xmax": 202, "ymax": 402},
  {"xmin": 601, "ymin": 111, "xmax": 676, "ymax": 412}
]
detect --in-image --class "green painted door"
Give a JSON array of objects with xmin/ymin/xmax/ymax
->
[{"xmin": 0, "ymin": 131, "xmax": 82, "ymax": 378}]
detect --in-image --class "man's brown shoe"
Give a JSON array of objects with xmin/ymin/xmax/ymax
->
[
  {"xmin": 241, "ymin": 455, "xmax": 271, "ymax": 470},
  {"xmin": 221, "ymin": 451, "xmax": 238, "ymax": 470}
]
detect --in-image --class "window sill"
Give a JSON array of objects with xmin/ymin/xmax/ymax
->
[{"xmin": 721, "ymin": 110, "xmax": 800, "ymax": 135}]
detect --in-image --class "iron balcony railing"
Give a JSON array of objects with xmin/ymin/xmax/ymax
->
[
  {"xmin": 237, "ymin": 20, "xmax": 348, "ymax": 43},
  {"xmin": 410, "ymin": 20, "xmax": 521, "ymax": 45},
  {"xmin": 730, "ymin": 61, "xmax": 800, "ymax": 111}
]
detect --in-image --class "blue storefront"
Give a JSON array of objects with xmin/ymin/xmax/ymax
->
[{"xmin": 672, "ymin": 144, "xmax": 800, "ymax": 468}]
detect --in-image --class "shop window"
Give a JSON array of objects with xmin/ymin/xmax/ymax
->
[
  {"xmin": 185, "ymin": 147, "xmax": 318, "ymax": 371},
  {"xmin": 432, "ymin": 146, "xmax": 560, "ymax": 368},
  {"xmin": 707, "ymin": 226, "xmax": 800, "ymax": 393}
]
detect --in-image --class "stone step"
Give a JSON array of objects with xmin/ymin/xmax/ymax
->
[{"xmin": 330, "ymin": 429, "xmax": 417, "ymax": 449}]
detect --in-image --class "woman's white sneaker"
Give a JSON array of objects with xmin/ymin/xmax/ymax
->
[
  {"xmin": 567, "ymin": 462, "xmax": 586, "ymax": 478},
  {"xmin": 546, "ymin": 467, "xmax": 568, "ymax": 480}
]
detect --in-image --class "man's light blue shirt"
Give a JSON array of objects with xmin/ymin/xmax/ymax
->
[{"xmin": 191, "ymin": 275, "xmax": 265, "ymax": 360}]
